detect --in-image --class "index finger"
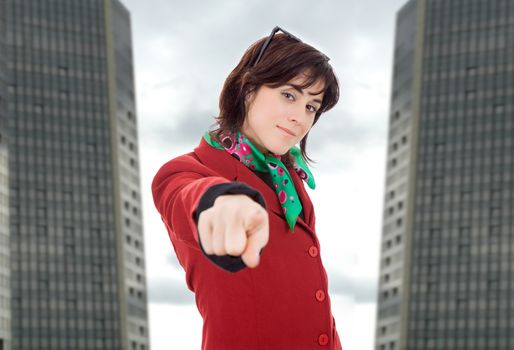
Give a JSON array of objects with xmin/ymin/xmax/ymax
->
[{"xmin": 242, "ymin": 210, "xmax": 269, "ymax": 266}]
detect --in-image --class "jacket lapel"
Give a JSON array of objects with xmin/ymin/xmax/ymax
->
[
  {"xmin": 194, "ymin": 137, "xmax": 239, "ymax": 181},
  {"xmin": 194, "ymin": 137, "xmax": 315, "ymax": 234}
]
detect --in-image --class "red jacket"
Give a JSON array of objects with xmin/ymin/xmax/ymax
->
[{"xmin": 151, "ymin": 136, "xmax": 343, "ymax": 350}]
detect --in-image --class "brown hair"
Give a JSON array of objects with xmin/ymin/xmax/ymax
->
[{"xmin": 210, "ymin": 32, "xmax": 340, "ymax": 167}]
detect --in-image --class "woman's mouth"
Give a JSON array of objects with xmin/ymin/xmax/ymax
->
[{"xmin": 277, "ymin": 125, "xmax": 296, "ymax": 137}]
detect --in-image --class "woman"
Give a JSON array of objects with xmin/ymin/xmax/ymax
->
[{"xmin": 152, "ymin": 26, "xmax": 342, "ymax": 349}]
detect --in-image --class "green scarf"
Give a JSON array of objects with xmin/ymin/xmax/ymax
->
[{"xmin": 204, "ymin": 131, "xmax": 315, "ymax": 232}]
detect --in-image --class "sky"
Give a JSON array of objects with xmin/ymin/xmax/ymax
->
[{"xmin": 120, "ymin": 0, "xmax": 409, "ymax": 348}]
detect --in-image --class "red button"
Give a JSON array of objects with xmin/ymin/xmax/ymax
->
[
  {"xmin": 315, "ymin": 290, "xmax": 326, "ymax": 302},
  {"xmin": 308, "ymin": 246, "xmax": 319, "ymax": 257},
  {"xmin": 318, "ymin": 333, "xmax": 329, "ymax": 346}
]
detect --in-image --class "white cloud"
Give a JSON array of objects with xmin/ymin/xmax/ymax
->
[
  {"xmin": 330, "ymin": 296, "xmax": 378, "ymax": 350},
  {"xmin": 148, "ymin": 303, "xmax": 203, "ymax": 350}
]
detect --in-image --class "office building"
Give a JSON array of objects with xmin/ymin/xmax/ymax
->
[
  {"xmin": 3, "ymin": 0, "xmax": 149, "ymax": 349},
  {"xmin": 0, "ymin": 2, "xmax": 11, "ymax": 347},
  {"xmin": 375, "ymin": 0, "xmax": 514, "ymax": 349}
]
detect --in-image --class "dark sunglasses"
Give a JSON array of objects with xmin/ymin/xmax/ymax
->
[{"xmin": 251, "ymin": 26, "xmax": 330, "ymax": 67}]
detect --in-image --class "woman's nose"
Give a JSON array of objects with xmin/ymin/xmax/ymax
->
[{"xmin": 288, "ymin": 110, "xmax": 305, "ymax": 125}]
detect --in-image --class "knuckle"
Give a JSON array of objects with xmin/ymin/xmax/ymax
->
[
  {"xmin": 198, "ymin": 209, "xmax": 212, "ymax": 224},
  {"xmin": 225, "ymin": 246, "xmax": 240, "ymax": 256},
  {"xmin": 203, "ymin": 245, "xmax": 214, "ymax": 255},
  {"xmin": 226, "ymin": 237, "xmax": 244, "ymax": 256},
  {"xmin": 214, "ymin": 194, "xmax": 236, "ymax": 208},
  {"xmin": 198, "ymin": 231, "xmax": 208, "ymax": 245},
  {"xmin": 211, "ymin": 233, "xmax": 226, "ymax": 255},
  {"xmin": 212, "ymin": 246, "xmax": 226, "ymax": 255}
]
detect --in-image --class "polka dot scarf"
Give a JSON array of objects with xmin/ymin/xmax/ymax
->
[{"xmin": 204, "ymin": 131, "xmax": 316, "ymax": 232}]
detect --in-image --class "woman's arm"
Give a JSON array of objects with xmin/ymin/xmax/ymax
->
[{"xmin": 151, "ymin": 153, "xmax": 267, "ymax": 272}]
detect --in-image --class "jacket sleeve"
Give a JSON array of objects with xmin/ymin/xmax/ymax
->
[
  {"xmin": 151, "ymin": 153, "xmax": 265, "ymax": 273},
  {"xmin": 151, "ymin": 153, "xmax": 229, "ymax": 246}
]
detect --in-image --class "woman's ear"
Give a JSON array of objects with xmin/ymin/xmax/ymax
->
[
  {"xmin": 244, "ymin": 91, "xmax": 255, "ymax": 111},
  {"xmin": 244, "ymin": 91, "xmax": 255, "ymax": 104}
]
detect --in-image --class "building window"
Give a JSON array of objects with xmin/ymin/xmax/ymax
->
[
  {"xmin": 58, "ymin": 66, "xmax": 68, "ymax": 74},
  {"xmin": 466, "ymin": 65, "xmax": 477, "ymax": 75},
  {"xmin": 494, "ymin": 104, "xmax": 504, "ymax": 114},
  {"xmin": 465, "ymin": 90, "xmax": 475, "ymax": 99}
]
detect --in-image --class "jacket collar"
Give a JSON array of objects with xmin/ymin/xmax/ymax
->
[{"xmin": 194, "ymin": 136, "xmax": 315, "ymax": 234}]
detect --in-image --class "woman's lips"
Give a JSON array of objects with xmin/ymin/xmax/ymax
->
[{"xmin": 277, "ymin": 125, "xmax": 296, "ymax": 137}]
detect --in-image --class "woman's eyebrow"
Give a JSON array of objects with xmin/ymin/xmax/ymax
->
[{"xmin": 285, "ymin": 84, "xmax": 323, "ymax": 104}]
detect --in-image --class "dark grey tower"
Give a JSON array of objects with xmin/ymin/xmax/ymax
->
[
  {"xmin": 4, "ymin": 0, "xmax": 149, "ymax": 349},
  {"xmin": 0, "ymin": 1, "xmax": 11, "ymax": 349},
  {"xmin": 375, "ymin": 0, "xmax": 514, "ymax": 349}
]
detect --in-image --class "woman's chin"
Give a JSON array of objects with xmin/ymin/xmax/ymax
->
[{"xmin": 266, "ymin": 146, "xmax": 290, "ymax": 156}]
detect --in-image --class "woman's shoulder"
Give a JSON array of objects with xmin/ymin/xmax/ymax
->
[{"xmin": 154, "ymin": 151, "xmax": 207, "ymax": 177}]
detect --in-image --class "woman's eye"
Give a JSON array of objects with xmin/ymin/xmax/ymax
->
[
  {"xmin": 282, "ymin": 92, "xmax": 294, "ymax": 100},
  {"xmin": 307, "ymin": 105, "xmax": 318, "ymax": 113}
]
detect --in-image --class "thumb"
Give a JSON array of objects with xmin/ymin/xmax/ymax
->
[{"xmin": 243, "ymin": 208, "xmax": 266, "ymax": 232}]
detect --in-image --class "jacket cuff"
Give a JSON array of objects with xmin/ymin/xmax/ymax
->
[{"xmin": 193, "ymin": 182, "xmax": 266, "ymax": 273}]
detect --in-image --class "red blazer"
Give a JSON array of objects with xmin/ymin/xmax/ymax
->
[{"xmin": 152, "ymin": 136, "xmax": 343, "ymax": 350}]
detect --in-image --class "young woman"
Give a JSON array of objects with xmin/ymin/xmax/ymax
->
[{"xmin": 152, "ymin": 26, "xmax": 342, "ymax": 349}]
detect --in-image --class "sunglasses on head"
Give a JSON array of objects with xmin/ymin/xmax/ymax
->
[{"xmin": 251, "ymin": 26, "xmax": 330, "ymax": 67}]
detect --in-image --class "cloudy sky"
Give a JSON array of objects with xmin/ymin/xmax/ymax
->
[{"xmin": 121, "ymin": 0, "xmax": 409, "ymax": 348}]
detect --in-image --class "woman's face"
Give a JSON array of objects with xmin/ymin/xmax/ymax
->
[{"xmin": 242, "ymin": 74, "xmax": 325, "ymax": 155}]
